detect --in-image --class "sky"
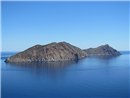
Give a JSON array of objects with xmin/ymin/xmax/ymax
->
[{"xmin": 1, "ymin": 1, "xmax": 129, "ymax": 52}]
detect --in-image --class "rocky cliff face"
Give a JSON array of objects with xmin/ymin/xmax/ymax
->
[
  {"xmin": 5, "ymin": 42, "xmax": 89, "ymax": 62},
  {"xmin": 83, "ymin": 44, "xmax": 121, "ymax": 55}
]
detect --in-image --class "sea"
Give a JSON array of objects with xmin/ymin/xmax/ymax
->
[{"xmin": 1, "ymin": 51, "xmax": 130, "ymax": 98}]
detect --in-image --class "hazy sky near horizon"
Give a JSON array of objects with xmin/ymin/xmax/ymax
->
[{"xmin": 1, "ymin": 1, "xmax": 129, "ymax": 52}]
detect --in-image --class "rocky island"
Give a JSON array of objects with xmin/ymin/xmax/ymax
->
[
  {"xmin": 5, "ymin": 42, "xmax": 89, "ymax": 62},
  {"xmin": 83, "ymin": 44, "xmax": 121, "ymax": 55}
]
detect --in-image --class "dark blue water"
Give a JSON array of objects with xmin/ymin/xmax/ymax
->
[{"xmin": 1, "ymin": 51, "xmax": 130, "ymax": 98}]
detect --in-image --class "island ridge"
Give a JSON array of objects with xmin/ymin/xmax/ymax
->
[
  {"xmin": 5, "ymin": 42, "xmax": 121, "ymax": 63},
  {"xmin": 5, "ymin": 42, "xmax": 89, "ymax": 62}
]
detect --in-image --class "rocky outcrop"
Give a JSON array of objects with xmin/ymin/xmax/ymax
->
[
  {"xmin": 5, "ymin": 42, "xmax": 89, "ymax": 62},
  {"xmin": 83, "ymin": 44, "xmax": 121, "ymax": 55}
]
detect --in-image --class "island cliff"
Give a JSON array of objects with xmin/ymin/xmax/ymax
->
[
  {"xmin": 83, "ymin": 44, "xmax": 121, "ymax": 55},
  {"xmin": 5, "ymin": 42, "xmax": 89, "ymax": 62}
]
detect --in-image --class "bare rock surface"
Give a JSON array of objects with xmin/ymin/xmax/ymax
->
[
  {"xmin": 83, "ymin": 44, "xmax": 121, "ymax": 55},
  {"xmin": 5, "ymin": 42, "xmax": 89, "ymax": 62}
]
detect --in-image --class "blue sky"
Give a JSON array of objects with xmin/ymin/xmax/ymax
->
[{"xmin": 1, "ymin": 1, "xmax": 129, "ymax": 52}]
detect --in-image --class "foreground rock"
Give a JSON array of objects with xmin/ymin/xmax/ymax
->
[
  {"xmin": 5, "ymin": 42, "xmax": 89, "ymax": 62},
  {"xmin": 83, "ymin": 44, "xmax": 121, "ymax": 55}
]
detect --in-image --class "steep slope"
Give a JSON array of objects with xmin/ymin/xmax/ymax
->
[
  {"xmin": 83, "ymin": 44, "xmax": 121, "ymax": 55},
  {"xmin": 5, "ymin": 42, "xmax": 89, "ymax": 62}
]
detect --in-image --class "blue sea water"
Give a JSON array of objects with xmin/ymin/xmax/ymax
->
[{"xmin": 1, "ymin": 51, "xmax": 130, "ymax": 98}]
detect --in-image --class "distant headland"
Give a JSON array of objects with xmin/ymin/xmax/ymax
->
[
  {"xmin": 83, "ymin": 44, "xmax": 121, "ymax": 55},
  {"xmin": 5, "ymin": 42, "xmax": 121, "ymax": 63}
]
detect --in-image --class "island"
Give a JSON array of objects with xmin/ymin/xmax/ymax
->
[
  {"xmin": 83, "ymin": 44, "xmax": 121, "ymax": 55},
  {"xmin": 5, "ymin": 42, "xmax": 121, "ymax": 63},
  {"xmin": 5, "ymin": 42, "xmax": 89, "ymax": 62}
]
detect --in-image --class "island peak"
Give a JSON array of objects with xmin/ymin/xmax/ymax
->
[
  {"xmin": 83, "ymin": 44, "xmax": 121, "ymax": 55},
  {"xmin": 5, "ymin": 42, "xmax": 89, "ymax": 62}
]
